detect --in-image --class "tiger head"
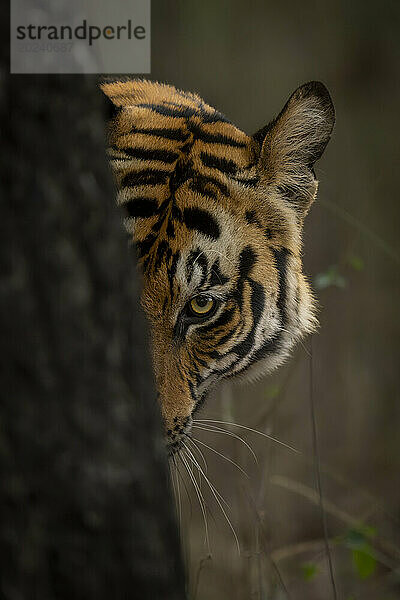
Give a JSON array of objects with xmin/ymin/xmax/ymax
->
[{"xmin": 101, "ymin": 79, "xmax": 334, "ymax": 453}]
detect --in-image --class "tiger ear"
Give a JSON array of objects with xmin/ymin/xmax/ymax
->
[{"xmin": 254, "ymin": 81, "xmax": 335, "ymax": 217}]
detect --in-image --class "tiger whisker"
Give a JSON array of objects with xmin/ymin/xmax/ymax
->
[
  {"xmin": 192, "ymin": 423, "xmax": 258, "ymax": 464},
  {"xmin": 183, "ymin": 444, "xmax": 230, "ymax": 511},
  {"xmin": 169, "ymin": 457, "xmax": 179, "ymax": 527},
  {"xmin": 188, "ymin": 434, "xmax": 250, "ymax": 479},
  {"xmin": 184, "ymin": 435, "xmax": 208, "ymax": 492},
  {"xmin": 179, "ymin": 450, "xmax": 211, "ymax": 554},
  {"xmin": 172, "ymin": 452, "xmax": 194, "ymax": 516},
  {"xmin": 185, "ymin": 445, "xmax": 203, "ymax": 491},
  {"xmin": 194, "ymin": 419, "xmax": 300, "ymax": 455},
  {"xmin": 182, "ymin": 442, "xmax": 241, "ymax": 555},
  {"xmin": 171, "ymin": 455, "xmax": 183, "ymax": 534},
  {"xmin": 185, "ymin": 434, "xmax": 209, "ymax": 474}
]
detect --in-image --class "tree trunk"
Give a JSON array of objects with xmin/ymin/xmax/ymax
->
[{"xmin": 1, "ymin": 51, "xmax": 185, "ymax": 600}]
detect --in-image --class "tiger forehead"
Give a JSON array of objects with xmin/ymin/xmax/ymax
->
[
  {"xmin": 140, "ymin": 210, "xmax": 279, "ymax": 321},
  {"xmin": 110, "ymin": 88, "xmax": 256, "ymax": 179},
  {"xmin": 104, "ymin": 79, "xmax": 296, "ymax": 311},
  {"xmin": 105, "ymin": 81, "xmax": 260, "ymax": 238},
  {"xmin": 140, "ymin": 208, "xmax": 239, "ymax": 309}
]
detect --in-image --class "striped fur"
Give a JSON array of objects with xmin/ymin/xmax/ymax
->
[{"xmin": 101, "ymin": 79, "xmax": 335, "ymax": 453}]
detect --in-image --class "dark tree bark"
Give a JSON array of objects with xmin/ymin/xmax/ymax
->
[{"xmin": 0, "ymin": 45, "xmax": 185, "ymax": 600}]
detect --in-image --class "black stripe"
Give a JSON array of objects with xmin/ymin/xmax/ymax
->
[
  {"xmin": 170, "ymin": 160, "xmax": 227, "ymax": 198},
  {"xmin": 137, "ymin": 102, "xmax": 231, "ymax": 124},
  {"xmin": 133, "ymin": 127, "xmax": 189, "ymax": 142},
  {"xmin": 195, "ymin": 355, "xmax": 208, "ymax": 368},
  {"xmin": 166, "ymin": 220, "xmax": 175, "ymax": 238},
  {"xmin": 200, "ymin": 151, "xmax": 238, "ymax": 175},
  {"xmin": 169, "ymin": 160, "xmax": 193, "ymax": 193},
  {"xmin": 213, "ymin": 322, "xmax": 239, "ymax": 348},
  {"xmin": 247, "ymin": 247, "xmax": 290, "ymax": 362},
  {"xmin": 155, "ymin": 240, "xmax": 169, "ymax": 270},
  {"xmin": 135, "ymin": 234, "xmax": 156, "ymax": 258},
  {"xmin": 182, "ymin": 207, "xmax": 220, "ymax": 240},
  {"xmin": 171, "ymin": 203, "xmax": 183, "ymax": 222},
  {"xmin": 239, "ymin": 246, "xmax": 257, "ymax": 280},
  {"xmin": 245, "ymin": 332, "xmax": 281, "ymax": 365},
  {"xmin": 245, "ymin": 210, "xmax": 261, "ymax": 227},
  {"xmin": 272, "ymin": 247, "xmax": 289, "ymax": 318},
  {"xmin": 200, "ymin": 307, "xmax": 236, "ymax": 336},
  {"xmin": 151, "ymin": 217, "xmax": 164, "ymax": 233},
  {"xmin": 188, "ymin": 122, "xmax": 246, "ymax": 148},
  {"xmin": 168, "ymin": 252, "xmax": 180, "ymax": 302},
  {"xmin": 119, "ymin": 147, "xmax": 179, "ymax": 164},
  {"xmin": 203, "ymin": 246, "xmax": 263, "ymax": 371},
  {"xmin": 152, "ymin": 99, "xmax": 232, "ymax": 126},
  {"xmin": 188, "ymin": 173, "xmax": 229, "ymax": 198},
  {"xmin": 187, "ymin": 356, "xmax": 202, "ymax": 385},
  {"xmin": 227, "ymin": 280, "xmax": 265, "ymax": 358},
  {"xmin": 232, "ymin": 175, "xmax": 259, "ymax": 187},
  {"xmin": 124, "ymin": 197, "xmax": 158, "ymax": 218},
  {"xmin": 203, "ymin": 280, "xmax": 265, "ymax": 374},
  {"xmin": 209, "ymin": 259, "xmax": 229, "ymax": 287},
  {"xmin": 121, "ymin": 169, "xmax": 170, "ymax": 187}
]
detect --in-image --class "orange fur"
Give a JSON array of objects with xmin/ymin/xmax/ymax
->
[{"xmin": 101, "ymin": 79, "xmax": 334, "ymax": 452}]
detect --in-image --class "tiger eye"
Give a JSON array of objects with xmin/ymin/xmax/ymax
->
[{"xmin": 190, "ymin": 296, "xmax": 214, "ymax": 315}]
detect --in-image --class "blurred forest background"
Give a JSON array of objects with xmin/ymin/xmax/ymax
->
[
  {"xmin": 149, "ymin": 1, "xmax": 400, "ymax": 598},
  {"xmin": 4, "ymin": 1, "xmax": 399, "ymax": 599}
]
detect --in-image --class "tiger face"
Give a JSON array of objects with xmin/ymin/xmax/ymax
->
[{"xmin": 101, "ymin": 79, "xmax": 334, "ymax": 453}]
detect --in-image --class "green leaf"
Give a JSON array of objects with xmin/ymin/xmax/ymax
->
[
  {"xmin": 265, "ymin": 383, "xmax": 281, "ymax": 400},
  {"xmin": 359, "ymin": 524, "xmax": 376, "ymax": 539},
  {"xmin": 345, "ymin": 528, "xmax": 365, "ymax": 548},
  {"xmin": 314, "ymin": 265, "xmax": 347, "ymax": 290},
  {"xmin": 344, "ymin": 526, "xmax": 376, "ymax": 548},
  {"xmin": 352, "ymin": 547, "xmax": 376, "ymax": 579},
  {"xmin": 347, "ymin": 254, "xmax": 364, "ymax": 271},
  {"xmin": 341, "ymin": 526, "xmax": 377, "ymax": 580},
  {"xmin": 300, "ymin": 562, "xmax": 318, "ymax": 581}
]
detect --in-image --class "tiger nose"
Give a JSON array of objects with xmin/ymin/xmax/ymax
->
[
  {"xmin": 154, "ymin": 367, "xmax": 195, "ymax": 422},
  {"xmin": 165, "ymin": 414, "xmax": 193, "ymax": 455},
  {"xmin": 156, "ymin": 389, "xmax": 193, "ymax": 434}
]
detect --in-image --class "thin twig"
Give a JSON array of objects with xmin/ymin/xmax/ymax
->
[{"xmin": 309, "ymin": 337, "xmax": 338, "ymax": 599}]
